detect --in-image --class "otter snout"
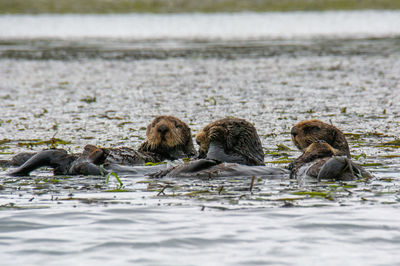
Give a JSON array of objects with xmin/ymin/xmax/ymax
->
[
  {"xmin": 157, "ymin": 124, "xmax": 170, "ymax": 135},
  {"xmin": 291, "ymin": 127, "xmax": 298, "ymax": 137}
]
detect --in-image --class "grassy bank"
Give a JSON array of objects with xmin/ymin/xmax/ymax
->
[{"xmin": 1, "ymin": 0, "xmax": 400, "ymax": 14}]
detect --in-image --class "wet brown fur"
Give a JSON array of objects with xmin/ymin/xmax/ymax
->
[
  {"xmin": 289, "ymin": 141, "xmax": 371, "ymax": 180},
  {"xmin": 195, "ymin": 117, "xmax": 264, "ymax": 166},
  {"xmin": 290, "ymin": 141, "xmax": 338, "ymax": 178},
  {"xmin": 291, "ymin": 141, "xmax": 338, "ymax": 172},
  {"xmin": 137, "ymin": 115, "xmax": 196, "ymax": 159},
  {"xmin": 8, "ymin": 116, "xmax": 196, "ymax": 176},
  {"xmin": 291, "ymin": 119, "xmax": 350, "ymax": 157}
]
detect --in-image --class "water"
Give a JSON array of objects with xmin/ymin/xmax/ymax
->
[
  {"xmin": 0, "ymin": 11, "xmax": 400, "ymax": 265},
  {"xmin": 1, "ymin": 11, "xmax": 400, "ymax": 39}
]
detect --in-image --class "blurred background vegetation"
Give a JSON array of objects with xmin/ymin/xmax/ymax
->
[{"xmin": 1, "ymin": 0, "xmax": 400, "ymax": 13}]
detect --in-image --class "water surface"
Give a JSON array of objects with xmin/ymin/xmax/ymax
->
[{"xmin": 0, "ymin": 11, "xmax": 400, "ymax": 266}]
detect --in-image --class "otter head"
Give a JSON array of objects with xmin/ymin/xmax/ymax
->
[
  {"xmin": 303, "ymin": 140, "xmax": 338, "ymax": 161},
  {"xmin": 291, "ymin": 119, "xmax": 350, "ymax": 157},
  {"xmin": 139, "ymin": 116, "xmax": 196, "ymax": 159},
  {"xmin": 289, "ymin": 140, "xmax": 339, "ymax": 179},
  {"xmin": 195, "ymin": 117, "xmax": 265, "ymax": 166}
]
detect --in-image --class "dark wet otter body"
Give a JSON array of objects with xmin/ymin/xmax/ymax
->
[
  {"xmin": 289, "ymin": 141, "xmax": 372, "ymax": 181},
  {"xmin": 151, "ymin": 159, "xmax": 289, "ymax": 178},
  {"xmin": 9, "ymin": 116, "xmax": 196, "ymax": 176},
  {"xmin": 152, "ymin": 117, "xmax": 288, "ymax": 178},
  {"xmin": 195, "ymin": 117, "xmax": 265, "ymax": 166},
  {"xmin": 291, "ymin": 119, "xmax": 350, "ymax": 157},
  {"xmin": 0, "ymin": 152, "xmax": 36, "ymax": 168}
]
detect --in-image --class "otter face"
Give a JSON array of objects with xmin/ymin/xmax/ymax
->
[
  {"xmin": 146, "ymin": 116, "xmax": 192, "ymax": 151},
  {"xmin": 304, "ymin": 141, "xmax": 338, "ymax": 159},
  {"xmin": 195, "ymin": 117, "xmax": 265, "ymax": 166},
  {"xmin": 291, "ymin": 119, "xmax": 350, "ymax": 157}
]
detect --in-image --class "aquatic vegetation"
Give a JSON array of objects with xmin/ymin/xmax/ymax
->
[
  {"xmin": 105, "ymin": 172, "xmax": 124, "ymax": 189},
  {"xmin": 145, "ymin": 162, "xmax": 167, "ymax": 166},
  {"xmin": 1, "ymin": 0, "xmax": 400, "ymax": 13},
  {"xmin": 16, "ymin": 138, "xmax": 71, "ymax": 149}
]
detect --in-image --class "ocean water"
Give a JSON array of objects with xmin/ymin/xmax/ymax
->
[{"xmin": 0, "ymin": 11, "xmax": 399, "ymax": 265}]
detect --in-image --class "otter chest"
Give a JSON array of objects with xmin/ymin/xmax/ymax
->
[{"xmin": 104, "ymin": 147, "xmax": 147, "ymax": 166}]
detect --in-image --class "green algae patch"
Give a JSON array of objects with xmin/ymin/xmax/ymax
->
[
  {"xmin": 0, "ymin": 203, "xmax": 50, "ymax": 210},
  {"xmin": 17, "ymin": 138, "xmax": 71, "ymax": 148},
  {"xmin": 292, "ymin": 191, "xmax": 328, "ymax": 197},
  {"xmin": 292, "ymin": 191, "xmax": 334, "ymax": 200},
  {"xmin": 42, "ymin": 178, "xmax": 61, "ymax": 183},
  {"xmin": 276, "ymin": 197, "xmax": 305, "ymax": 201},
  {"xmin": 361, "ymin": 163, "xmax": 383, "ymax": 167},
  {"xmin": 80, "ymin": 96, "xmax": 96, "ymax": 103},
  {"xmin": 184, "ymin": 190, "xmax": 212, "ymax": 197},
  {"xmin": 344, "ymin": 133, "xmax": 362, "ymax": 139},
  {"xmin": 276, "ymin": 144, "xmax": 292, "ymax": 151},
  {"xmin": 103, "ymin": 189, "xmax": 131, "ymax": 192},
  {"xmin": 2, "ymin": 0, "xmax": 400, "ymax": 14},
  {"xmin": 376, "ymin": 139, "xmax": 400, "ymax": 149},
  {"xmin": 0, "ymin": 139, "xmax": 11, "ymax": 146},
  {"xmin": 265, "ymin": 160, "xmax": 292, "ymax": 164},
  {"xmin": 381, "ymin": 139, "xmax": 400, "ymax": 146},
  {"xmin": 105, "ymin": 172, "xmax": 124, "ymax": 188},
  {"xmin": 378, "ymin": 178, "xmax": 393, "ymax": 182},
  {"xmin": 381, "ymin": 155, "xmax": 400, "ymax": 158},
  {"xmin": 145, "ymin": 162, "xmax": 167, "ymax": 166},
  {"xmin": 136, "ymin": 180, "xmax": 153, "ymax": 184}
]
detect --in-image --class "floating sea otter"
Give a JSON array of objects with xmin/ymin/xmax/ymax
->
[
  {"xmin": 289, "ymin": 141, "xmax": 372, "ymax": 181},
  {"xmin": 9, "ymin": 115, "xmax": 196, "ymax": 176},
  {"xmin": 290, "ymin": 119, "xmax": 350, "ymax": 157},
  {"xmin": 151, "ymin": 117, "xmax": 288, "ymax": 178},
  {"xmin": 289, "ymin": 119, "xmax": 371, "ymax": 181}
]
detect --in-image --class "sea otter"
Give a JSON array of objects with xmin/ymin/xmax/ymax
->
[
  {"xmin": 196, "ymin": 117, "xmax": 265, "ymax": 165},
  {"xmin": 289, "ymin": 141, "xmax": 371, "ymax": 181},
  {"xmin": 151, "ymin": 117, "xmax": 288, "ymax": 178},
  {"xmin": 96, "ymin": 115, "xmax": 196, "ymax": 165},
  {"xmin": 291, "ymin": 119, "xmax": 350, "ymax": 157},
  {"xmin": 9, "ymin": 115, "xmax": 196, "ymax": 176}
]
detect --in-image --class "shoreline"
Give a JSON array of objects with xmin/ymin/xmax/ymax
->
[{"xmin": 1, "ymin": 0, "xmax": 400, "ymax": 14}]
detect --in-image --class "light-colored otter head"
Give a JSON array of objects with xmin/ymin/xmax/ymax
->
[
  {"xmin": 195, "ymin": 117, "xmax": 265, "ymax": 166},
  {"xmin": 303, "ymin": 141, "xmax": 338, "ymax": 159},
  {"xmin": 139, "ymin": 116, "xmax": 196, "ymax": 159},
  {"xmin": 291, "ymin": 119, "xmax": 350, "ymax": 157},
  {"xmin": 289, "ymin": 140, "xmax": 340, "ymax": 179}
]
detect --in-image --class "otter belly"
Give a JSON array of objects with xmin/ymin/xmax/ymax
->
[
  {"xmin": 162, "ymin": 161, "xmax": 289, "ymax": 178},
  {"xmin": 104, "ymin": 147, "xmax": 147, "ymax": 166}
]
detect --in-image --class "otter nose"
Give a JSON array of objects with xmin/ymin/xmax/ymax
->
[
  {"xmin": 291, "ymin": 127, "xmax": 298, "ymax": 137},
  {"xmin": 157, "ymin": 125, "xmax": 169, "ymax": 135}
]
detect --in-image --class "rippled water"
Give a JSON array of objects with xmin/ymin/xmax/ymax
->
[{"xmin": 0, "ymin": 11, "xmax": 400, "ymax": 265}]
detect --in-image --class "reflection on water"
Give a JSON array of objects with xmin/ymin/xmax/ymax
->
[
  {"xmin": 1, "ymin": 11, "xmax": 400, "ymax": 39},
  {"xmin": 0, "ymin": 10, "xmax": 400, "ymax": 266}
]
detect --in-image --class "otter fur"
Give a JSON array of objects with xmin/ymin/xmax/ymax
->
[
  {"xmin": 9, "ymin": 116, "xmax": 195, "ymax": 176},
  {"xmin": 289, "ymin": 141, "xmax": 372, "ymax": 181},
  {"xmin": 291, "ymin": 119, "xmax": 350, "ymax": 157}
]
